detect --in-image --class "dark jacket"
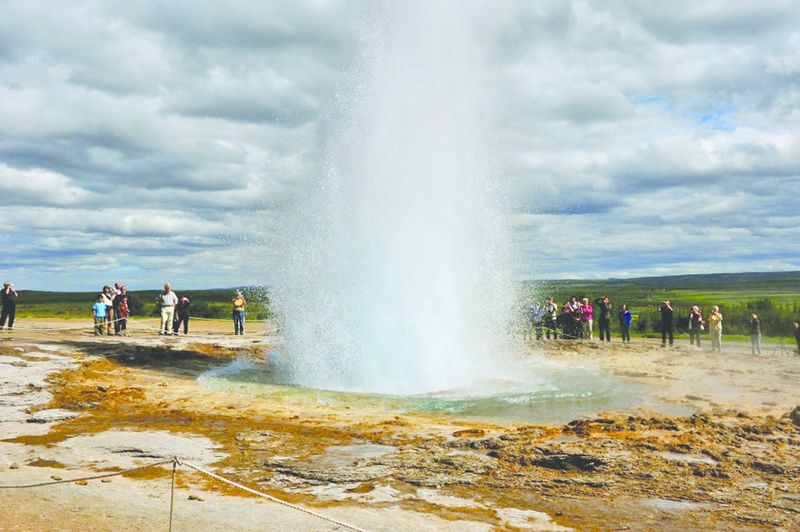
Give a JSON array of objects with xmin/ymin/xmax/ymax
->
[
  {"xmin": 659, "ymin": 304, "xmax": 673, "ymax": 326},
  {"xmin": 689, "ymin": 310, "xmax": 703, "ymax": 330},
  {"xmin": 595, "ymin": 298, "xmax": 612, "ymax": 320}
]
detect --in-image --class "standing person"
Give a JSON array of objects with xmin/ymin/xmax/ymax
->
[
  {"xmin": 156, "ymin": 283, "xmax": 178, "ymax": 335},
  {"xmin": 580, "ymin": 297, "xmax": 594, "ymax": 340},
  {"xmin": 101, "ymin": 286, "xmax": 115, "ymax": 335},
  {"xmin": 749, "ymin": 314, "xmax": 761, "ymax": 355},
  {"xmin": 708, "ymin": 305, "xmax": 723, "ymax": 352},
  {"xmin": 527, "ymin": 300, "xmax": 544, "ymax": 341},
  {"xmin": 232, "ymin": 290, "xmax": 247, "ymax": 335},
  {"xmin": 114, "ymin": 286, "xmax": 130, "ymax": 336},
  {"xmin": 562, "ymin": 296, "xmax": 580, "ymax": 339},
  {"xmin": 173, "ymin": 296, "xmax": 191, "ymax": 335},
  {"xmin": 595, "ymin": 296, "xmax": 612, "ymax": 342},
  {"xmin": 570, "ymin": 296, "xmax": 581, "ymax": 335},
  {"xmin": 92, "ymin": 294, "xmax": 107, "ymax": 335},
  {"xmin": 521, "ymin": 300, "xmax": 534, "ymax": 342},
  {"xmin": 659, "ymin": 300, "xmax": 674, "ymax": 347},
  {"xmin": 111, "ymin": 282, "xmax": 123, "ymax": 333},
  {"xmin": 560, "ymin": 299, "xmax": 574, "ymax": 339},
  {"xmin": 543, "ymin": 297, "xmax": 558, "ymax": 340},
  {"xmin": 0, "ymin": 281, "xmax": 18, "ymax": 330},
  {"xmin": 793, "ymin": 322, "xmax": 800, "ymax": 354},
  {"xmin": 688, "ymin": 306, "xmax": 704, "ymax": 347},
  {"xmin": 618, "ymin": 304, "xmax": 632, "ymax": 343}
]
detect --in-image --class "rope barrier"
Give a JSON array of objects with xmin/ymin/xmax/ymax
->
[
  {"xmin": 1, "ymin": 316, "xmax": 131, "ymax": 332},
  {"xmin": 0, "ymin": 318, "xmax": 266, "ymax": 338},
  {"xmin": 178, "ymin": 459, "xmax": 368, "ymax": 532},
  {"xmin": 0, "ymin": 456, "xmax": 368, "ymax": 532},
  {"xmin": 524, "ymin": 323, "xmax": 583, "ymax": 340},
  {"xmin": 169, "ymin": 460, "xmax": 177, "ymax": 532},
  {"xmin": 0, "ymin": 458, "xmax": 176, "ymax": 489}
]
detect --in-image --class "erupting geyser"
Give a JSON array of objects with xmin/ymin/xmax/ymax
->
[{"xmin": 272, "ymin": 2, "xmax": 516, "ymax": 394}]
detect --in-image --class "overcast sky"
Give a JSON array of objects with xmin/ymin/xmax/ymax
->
[{"xmin": 1, "ymin": 0, "xmax": 799, "ymax": 291}]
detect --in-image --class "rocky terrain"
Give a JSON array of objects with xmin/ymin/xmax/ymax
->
[{"xmin": 1, "ymin": 323, "xmax": 799, "ymax": 530}]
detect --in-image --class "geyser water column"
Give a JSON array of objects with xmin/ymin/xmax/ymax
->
[{"xmin": 272, "ymin": 2, "xmax": 516, "ymax": 395}]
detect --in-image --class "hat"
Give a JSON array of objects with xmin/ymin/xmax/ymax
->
[{"xmin": 2, "ymin": 281, "xmax": 10, "ymax": 287}]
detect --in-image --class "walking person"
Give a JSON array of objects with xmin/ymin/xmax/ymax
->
[
  {"xmin": 543, "ymin": 297, "xmax": 558, "ymax": 339},
  {"xmin": 114, "ymin": 286, "xmax": 130, "ymax": 336},
  {"xmin": 688, "ymin": 305, "xmax": 704, "ymax": 347},
  {"xmin": 595, "ymin": 296, "xmax": 612, "ymax": 342},
  {"xmin": 232, "ymin": 290, "xmax": 247, "ymax": 335},
  {"xmin": 173, "ymin": 296, "xmax": 191, "ymax": 335},
  {"xmin": 750, "ymin": 314, "xmax": 761, "ymax": 355},
  {"xmin": 618, "ymin": 304, "xmax": 632, "ymax": 343},
  {"xmin": 659, "ymin": 300, "xmax": 674, "ymax": 347},
  {"xmin": 708, "ymin": 305, "xmax": 723, "ymax": 352},
  {"xmin": 0, "ymin": 281, "xmax": 18, "ymax": 330},
  {"xmin": 580, "ymin": 297, "xmax": 594, "ymax": 340},
  {"xmin": 92, "ymin": 294, "xmax": 107, "ymax": 335},
  {"xmin": 156, "ymin": 283, "xmax": 178, "ymax": 335}
]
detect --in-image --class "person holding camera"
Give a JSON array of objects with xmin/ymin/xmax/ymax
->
[
  {"xmin": 0, "ymin": 281, "xmax": 18, "ymax": 330},
  {"xmin": 688, "ymin": 305, "xmax": 704, "ymax": 347},
  {"xmin": 595, "ymin": 296, "xmax": 612, "ymax": 342},
  {"xmin": 659, "ymin": 300, "xmax": 674, "ymax": 347}
]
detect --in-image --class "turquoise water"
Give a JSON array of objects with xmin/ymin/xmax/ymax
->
[{"xmin": 198, "ymin": 355, "xmax": 644, "ymax": 424}]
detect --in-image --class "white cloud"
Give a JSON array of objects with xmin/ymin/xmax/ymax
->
[{"xmin": 0, "ymin": 0, "xmax": 798, "ymax": 289}]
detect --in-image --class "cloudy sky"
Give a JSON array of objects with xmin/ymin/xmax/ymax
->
[{"xmin": 1, "ymin": 0, "xmax": 799, "ymax": 291}]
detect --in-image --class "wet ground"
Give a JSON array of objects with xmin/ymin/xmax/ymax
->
[{"xmin": 1, "ymin": 322, "xmax": 799, "ymax": 530}]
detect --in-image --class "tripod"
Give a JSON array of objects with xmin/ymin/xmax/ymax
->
[{"xmin": 771, "ymin": 337, "xmax": 790, "ymax": 356}]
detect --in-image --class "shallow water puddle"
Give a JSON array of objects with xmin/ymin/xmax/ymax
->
[
  {"xmin": 656, "ymin": 451, "xmax": 717, "ymax": 465},
  {"xmin": 640, "ymin": 498, "xmax": 710, "ymax": 511},
  {"xmin": 311, "ymin": 442, "xmax": 397, "ymax": 467}
]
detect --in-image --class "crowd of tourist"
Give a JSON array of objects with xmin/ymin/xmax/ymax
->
[
  {"xmin": 92, "ymin": 283, "xmax": 131, "ymax": 336},
  {"xmin": 525, "ymin": 295, "xmax": 635, "ymax": 344},
  {"xmin": 1, "ymin": 280, "xmax": 247, "ymax": 336},
  {"xmin": 525, "ymin": 296, "xmax": 800, "ymax": 355},
  {"xmin": 1, "ymin": 278, "xmax": 798, "ymax": 352}
]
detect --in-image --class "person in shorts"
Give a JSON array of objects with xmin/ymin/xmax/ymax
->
[{"xmin": 92, "ymin": 295, "xmax": 107, "ymax": 335}]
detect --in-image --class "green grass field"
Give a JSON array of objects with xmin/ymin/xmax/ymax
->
[
  {"xmin": 527, "ymin": 271, "xmax": 800, "ymax": 337},
  {"xmin": 7, "ymin": 271, "xmax": 799, "ymax": 338},
  {"xmin": 529, "ymin": 271, "xmax": 800, "ymax": 308}
]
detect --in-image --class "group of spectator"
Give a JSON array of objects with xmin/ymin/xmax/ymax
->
[
  {"xmin": 92, "ymin": 283, "xmax": 131, "ymax": 336},
  {"xmin": 657, "ymin": 300, "xmax": 756, "ymax": 352},
  {"xmin": 526, "ymin": 296, "xmax": 796, "ymax": 356},
  {"xmin": 525, "ymin": 296, "xmax": 632, "ymax": 343},
  {"xmin": 154, "ymin": 283, "xmax": 192, "ymax": 335},
  {"xmin": 93, "ymin": 283, "xmax": 247, "ymax": 336},
  {"xmin": 151, "ymin": 283, "xmax": 247, "ymax": 335}
]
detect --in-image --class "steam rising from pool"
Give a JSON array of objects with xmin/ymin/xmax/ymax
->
[{"xmin": 271, "ymin": 2, "xmax": 515, "ymax": 394}]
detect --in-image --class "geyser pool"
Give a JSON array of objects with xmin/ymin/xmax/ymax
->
[
  {"xmin": 198, "ymin": 356, "xmax": 644, "ymax": 425},
  {"xmin": 271, "ymin": 1, "xmax": 516, "ymax": 394}
]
